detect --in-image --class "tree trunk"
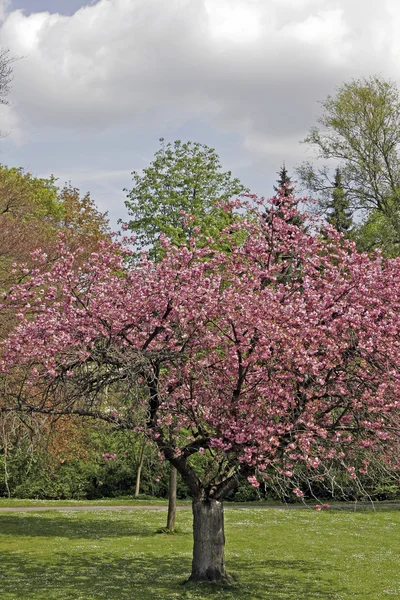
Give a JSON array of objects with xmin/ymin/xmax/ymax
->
[
  {"xmin": 189, "ymin": 497, "xmax": 227, "ymax": 581},
  {"xmin": 166, "ymin": 464, "xmax": 177, "ymax": 531},
  {"xmin": 134, "ymin": 443, "xmax": 145, "ymax": 498}
]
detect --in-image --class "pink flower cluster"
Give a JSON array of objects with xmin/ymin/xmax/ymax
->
[
  {"xmin": 315, "ymin": 504, "xmax": 330, "ymax": 511},
  {"xmin": 102, "ymin": 453, "xmax": 117, "ymax": 461},
  {"xmin": 248, "ymin": 476, "xmax": 260, "ymax": 488}
]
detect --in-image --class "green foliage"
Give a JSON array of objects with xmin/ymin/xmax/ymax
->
[
  {"xmin": 0, "ymin": 425, "xmax": 169, "ymax": 500},
  {"xmin": 370, "ymin": 484, "xmax": 399, "ymax": 501},
  {"xmin": 6, "ymin": 460, "xmax": 98, "ymax": 500},
  {"xmin": 273, "ymin": 164, "xmax": 294, "ymax": 197},
  {"xmin": 326, "ymin": 168, "xmax": 353, "ymax": 234},
  {"xmin": 298, "ymin": 76, "xmax": 400, "ymax": 253},
  {"xmin": 299, "ymin": 76, "xmax": 400, "ymax": 212},
  {"xmin": 227, "ymin": 482, "xmax": 261, "ymax": 502},
  {"xmin": 0, "ymin": 165, "xmax": 62, "ymax": 220},
  {"xmin": 0, "ymin": 165, "xmax": 110, "ymax": 236},
  {"xmin": 354, "ymin": 209, "xmax": 400, "ymax": 256},
  {"xmin": 124, "ymin": 138, "xmax": 247, "ymax": 258},
  {"xmin": 266, "ymin": 166, "xmax": 303, "ymax": 231}
]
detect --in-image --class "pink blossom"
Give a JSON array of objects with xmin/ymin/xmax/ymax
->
[
  {"xmin": 102, "ymin": 453, "xmax": 117, "ymax": 461},
  {"xmin": 247, "ymin": 476, "xmax": 260, "ymax": 488},
  {"xmin": 2, "ymin": 191, "xmax": 400, "ymax": 510}
]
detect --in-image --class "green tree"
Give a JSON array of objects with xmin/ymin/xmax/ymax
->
[
  {"xmin": 124, "ymin": 138, "xmax": 247, "ymax": 257},
  {"xmin": 274, "ymin": 163, "xmax": 294, "ymax": 197},
  {"xmin": 0, "ymin": 165, "xmax": 109, "ymax": 343},
  {"xmin": 0, "ymin": 165, "xmax": 61, "ymax": 220},
  {"xmin": 0, "ymin": 167, "xmax": 109, "ymax": 289},
  {"xmin": 298, "ymin": 76, "xmax": 400, "ymax": 215},
  {"xmin": 267, "ymin": 164, "xmax": 302, "ymax": 231},
  {"xmin": 353, "ymin": 210, "xmax": 400, "ymax": 257},
  {"xmin": 297, "ymin": 76, "xmax": 400, "ymax": 254},
  {"xmin": 326, "ymin": 167, "xmax": 353, "ymax": 234}
]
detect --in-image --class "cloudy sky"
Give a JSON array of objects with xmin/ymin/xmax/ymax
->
[{"xmin": 0, "ymin": 0, "xmax": 399, "ymax": 225}]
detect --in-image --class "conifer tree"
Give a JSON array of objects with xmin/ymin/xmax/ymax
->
[
  {"xmin": 326, "ymin": 168, "xmax": 353, "ymax": 234},
  {"xmin": 274, "ymin": 163, "xmax": 294, "ymax": 197},
  {"xmin": 268, "ymin": 164, "xmax": 302, "ymax": 230}
]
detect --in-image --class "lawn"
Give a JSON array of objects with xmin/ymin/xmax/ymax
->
[
  {"xmin": 0, "ymin": 497, "xmax": 172, "ymax": 508},
  {"xmin": 0, "ymin": 506, "xmax": 398, "ymax": 599}
]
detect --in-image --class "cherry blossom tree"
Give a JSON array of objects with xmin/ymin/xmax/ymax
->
[{"xmin": 1, "ymin": 193, "xmax": 400, "ymax": 582}]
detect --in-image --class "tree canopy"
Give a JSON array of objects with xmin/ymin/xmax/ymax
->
[
  {"xmin": 298, "ymin": 76, "xmax": 400, "ymax": 213},
  {"xmin": 326, "ymin": 168, "xmax": 353, "ymax": 235},
  {"xmin": 298, "ymin": 76, "xmax": 400, "ymax": 253},
  {"xmin": 0, "ymin": 166, "xmax": 109, "ymax": 280},
  {"xmin": 274, "ymin": 164, "xmax": 294, "ymax": 197},
  {"xmin": 124, "ymin": 138, "xmax": 247, "ymax": 257},
  {"xmin": 0, "ymin": 165, "xmax": 109, "ymax": 345},
  {"xmin": 2, "ymin": 191, "xmax": 400, "ymax": 581}
]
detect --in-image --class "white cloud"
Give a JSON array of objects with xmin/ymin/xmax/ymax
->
[
  {"xmin": 204, "ymin": 0, "xmax": 262, "ymax": 43},
  {"xmin": 0, "ymin": 0, "xmax": 399, "ymax": 161},
  {"xmin": 285, "ymin": 9, "xmax": 346, "ymax": 45},
  {"xmin": 0, "ymin": 0, "xmax": 11, "ymax": 22}
]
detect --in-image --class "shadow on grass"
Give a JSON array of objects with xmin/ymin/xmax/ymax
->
[
  {"xmin": 0, "ymin": 513, "xmax": 172, "ymax": 539},
  {"xmin": 0, "ymin": 551, "xmax": 346, "ymax": 600}
]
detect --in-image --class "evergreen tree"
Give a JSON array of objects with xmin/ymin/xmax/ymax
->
[
  {"xmin": 267, "ymin": 163, "xmax": 302, "ymax": 229},
  {"xmin": 326, "ymin": 168, "xmax": 353, "ymax": 234},
  {"xmin": 274, "ymin": 163, "xmax": 294, "ymax": 197}
]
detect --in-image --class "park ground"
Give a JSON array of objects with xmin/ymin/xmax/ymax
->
[{"xmin": 0, "ymin": 502, "xmax": 398, "ymax": 599}]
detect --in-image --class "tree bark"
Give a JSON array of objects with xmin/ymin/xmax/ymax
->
[
  {"xmin": 166, "ymin": 464, "xmax": 177, "ymax": 531},
  {"xmin": 134, "ymin": 443, "xmax": 145, "ymax": 498},
  {"xmin": 189, "ymin": 497, "xmax": 227, "ymax": 581}
]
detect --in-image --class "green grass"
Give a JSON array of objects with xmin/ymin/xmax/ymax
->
[
  {"xmin": 0, "ymin": 506, "xmax": 398, "ymax": 599},
  {"xmin": 0, "ymin": 497, "xmax": 172, "ymax": 508},
  {"xmin": 0, "ymin": 496, "xmax": 396, "ymax": 508}
]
